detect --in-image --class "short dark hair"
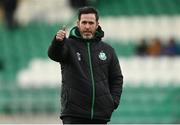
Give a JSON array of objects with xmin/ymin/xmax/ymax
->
[{"xmin": 78, "ymin": 6, "xmax": 99, "ymax": 21}]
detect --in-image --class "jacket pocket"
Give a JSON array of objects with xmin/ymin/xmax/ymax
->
[
  {"xmin": 95, "ymin": 94, "xmax": 114, "ymax": 118},
  {"xmin": 69, "ymin": 88, "xmax": 91, "ymax": 111},
  {"xmin": 60, "ymin": 86, "xmax": 69, "ymax": 112}
]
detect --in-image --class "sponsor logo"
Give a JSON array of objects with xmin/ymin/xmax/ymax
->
[{"xmin": 76, "ymin": 52, "xmax": 81, "ymax": 61}]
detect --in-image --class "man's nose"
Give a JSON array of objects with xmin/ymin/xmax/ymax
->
[{"xmin": 85, "ymin": 24, "xmax": 90, "ymax": 29}]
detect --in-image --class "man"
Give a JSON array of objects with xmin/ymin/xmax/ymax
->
[
  {"xmin": 48, "ymin": 6, "xmax": 123, "ymax": 124},
  {"xmin": 0, "ymin": 0, "xmax": 18, "ymax": 30}
]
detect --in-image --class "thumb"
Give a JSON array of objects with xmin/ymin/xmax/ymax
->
[{"xmin": 62, "ymin": 25, "xmax": 66, "ymax": 31}]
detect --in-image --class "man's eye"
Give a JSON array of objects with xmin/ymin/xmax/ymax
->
[
  {"xmin": 82, "ymin": 22, "xmax": 87, "ymax": 24},
  {"xmin": 89, "ymin": 22, "xmax": 94, "ymax": 25}
]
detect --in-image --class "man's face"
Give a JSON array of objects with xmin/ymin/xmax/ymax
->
[{"xmin": 77, "ymin": 13, "xmax": 99, "ymax": 39}]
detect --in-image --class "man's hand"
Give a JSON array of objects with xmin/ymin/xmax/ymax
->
[{"xmin": 56, "ymin": 26, "xmax": 66, "ymax": 41}]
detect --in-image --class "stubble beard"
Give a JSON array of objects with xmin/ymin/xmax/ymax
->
[
  {"xmin": 82, "ymin": 35, "xmax": 93, "ymax": 39},
  {"xmin": 81, "ymin": 32, "xmax": 95, "ymax": 40}
]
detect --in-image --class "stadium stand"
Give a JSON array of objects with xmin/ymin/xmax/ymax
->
[
  {"xmin": 0, "ymin": 0, "xmax": 180, "ymax": 123},
  {"xmin": 94, "ymin": 0, "xmax": 180, "ymax": 16}
]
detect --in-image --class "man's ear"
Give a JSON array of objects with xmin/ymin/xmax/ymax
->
[
  {"xmin": 96, "ymin": 22, "xmax": 99, "ymax": 29},
  {"xmin": 77, "ymin": 20, "xmax": 80, "ymax": 28}
]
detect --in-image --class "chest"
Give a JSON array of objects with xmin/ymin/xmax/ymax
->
[{"xmin": 70, "ymin": 42, "xmax": 111, "ymax": 67}]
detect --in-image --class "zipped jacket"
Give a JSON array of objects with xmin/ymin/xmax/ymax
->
[{"xmin": 48, "ymin": 26, "xmax": 123, "ymax": 121}]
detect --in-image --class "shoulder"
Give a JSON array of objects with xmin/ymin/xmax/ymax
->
[
  {"xmin": 65, "ymin": 38, "xmax": 76, "ymax": 43},
  {"xmin": 63, "ymin": 38, "xmax": 78, "ymax": 46},
  {"xmin": 98, "ymin": 40, "xmax": 115, "ymax": 52}
]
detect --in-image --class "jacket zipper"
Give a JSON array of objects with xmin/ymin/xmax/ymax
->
[{"xmin": 86, "ymin": 42, "xmax": 95, "ymax": 119}]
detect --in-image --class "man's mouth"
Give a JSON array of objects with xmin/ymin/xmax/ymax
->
[{"xmin": 83, "ymin": 31, "xmax": 92, "ymax": 34}]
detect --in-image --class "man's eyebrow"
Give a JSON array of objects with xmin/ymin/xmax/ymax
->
[{"xmin": 81, "ymin": 20, "xmax": 95, "ymax": 23}]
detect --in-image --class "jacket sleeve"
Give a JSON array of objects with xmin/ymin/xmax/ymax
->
[
  {"xmin": 109, "ymin": 49, "xmax": 123, "ymax": 110},
  {"xmin": 48, "ymin": 36, "xmax": 69, "ymax": 63}
]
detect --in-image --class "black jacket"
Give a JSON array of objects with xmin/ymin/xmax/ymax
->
[{"xmin": 48, "ymin": 26, "xmax": 123, "ymax": 121}]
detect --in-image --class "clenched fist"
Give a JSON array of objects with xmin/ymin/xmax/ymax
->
[{"xmin": 56, "ymin": 26, "xmax": 66, "ymax": 41}]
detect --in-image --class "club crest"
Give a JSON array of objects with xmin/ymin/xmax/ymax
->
[{"xmin": 99, "ymin": 51, "xmax": 107, "ymax": 61}]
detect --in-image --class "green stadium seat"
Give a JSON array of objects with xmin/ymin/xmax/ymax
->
[{"xmin": 93, "ymin": 0, "xmax": 180, "ymax": 16}]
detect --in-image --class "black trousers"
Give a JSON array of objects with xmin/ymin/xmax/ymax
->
[{"xmin": 62, "ymin": 116, "xmax": 107, "ymax": 124}]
